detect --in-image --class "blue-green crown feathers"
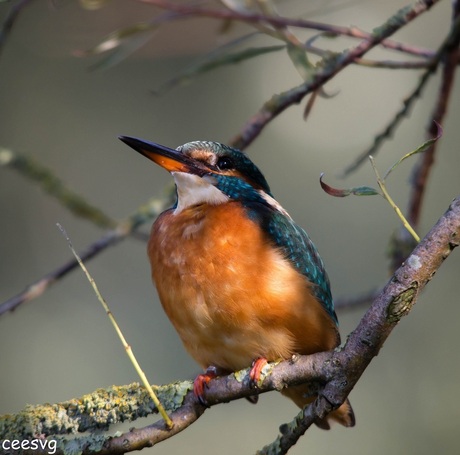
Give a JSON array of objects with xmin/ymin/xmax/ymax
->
[{"xmin": 178, "ymin": 141, "xmax": 272, "ymax": 195}]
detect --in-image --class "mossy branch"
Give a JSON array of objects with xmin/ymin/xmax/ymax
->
[{"xmin": 0, "ymin": 382, "xmax": 191, "ymax": 439}]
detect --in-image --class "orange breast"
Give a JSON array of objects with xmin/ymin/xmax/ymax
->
[{"xmin": 148, "ymin": 202, "xmax": 339, "ymax": 372}]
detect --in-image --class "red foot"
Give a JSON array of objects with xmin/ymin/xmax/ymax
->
[
  {"xmin": 249, "ymin": 357, "xmax": 268, "ymax": 387},
  {"xmin": 193, "ymin": 367, "xmax": 217, "ymax": 405}
]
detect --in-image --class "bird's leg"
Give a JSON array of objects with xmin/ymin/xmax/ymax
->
[
  {"xmin": 193, "ymin": 365, "xmax": 219, "ymax": 405},
  {"xmin": 249, "ymin": 357, "xmax": 269, "ymax": 388}
]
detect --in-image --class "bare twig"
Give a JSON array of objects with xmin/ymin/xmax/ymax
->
[
  {"xmin": 58, "ymin": 224, "xmax": 173, "ymax": 429},
  {"xmin": 408, "ymin": 10, "xmax": 460, "ymax": 228},
  {"xmin": 387, "ymin": 6, "xmax": 460, "ymax": 271},
  {"xmin": 339, "ymin": 65, "xmax": 437, "ymax": 177},
  {"xmin": 334, "ymin": 289, "xmax": 380, "ymax": 311},
  {"xmin": 0, "ymin": 0, "xmax": 35, "ymax": 57},
  {"xmin": 304, "ymin": 34, "xmax": 434, "ymax": 69},
  {"xmin": 342, "ymin": 8, "xmax": 460, "ymax": 178},
  {"xmin": 0, "ymin": 196, "xmax": 171, "ymax": 315},
  {"xmin": 369, "ymin": 156, "xmax": 420, "ymax": 242}
]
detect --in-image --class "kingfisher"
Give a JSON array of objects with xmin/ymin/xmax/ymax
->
[{"xmin": 119, "ymin": 136, "xmax": 355, "ymax": 429}]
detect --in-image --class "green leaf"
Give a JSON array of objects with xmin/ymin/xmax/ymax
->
[
  {"xmin": 320, "ymin": 173, "xmax": 379, "ymax": 197},
  {"xmin": 384, "ymin": 121, "xmax": 443, "ymax": 179},
  {"xmin": 350, "ymin": 185, "xmax": 381, "ymax": 196},
  {"xmin": 286, "ymin": 43, "xmax": 314, "ymax": 81}
]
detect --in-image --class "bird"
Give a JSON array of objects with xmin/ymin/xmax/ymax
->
[{"xmin": 119, "ymin": 136, "xmax": 355, "ymax": 429}]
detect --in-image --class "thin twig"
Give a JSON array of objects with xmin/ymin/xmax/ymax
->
[
  {"xmin": 0, "ymin": 0, "xmax": 35, "ymax": 57},
  {"xmin": 0, "ymin": 196, "xmax": 171, "ymax": 315},
  {"xmin": 369, "ymin": 155, "xmax": 420, "ymax": 242},
  {"xmin": 388, "ymin": 6, "xmax": 460, "ymax": 271},
  {"xmin": 408, "ymin": 10, "xmax": 460, "ymax": 228},
  {"xmin": 304, "ymin": 35, "xmax": 434, "ymax": 69},
  {"xmin": 334, "ymin": 289, "xmax": 380, "ymax": 311},
  {"xmin": 0, "ymin": 230, "xmax": 123, "ymax": 315},
  {"xmin": 342, "ymin": 8, "xmax": 459, "ymax": 178},
  {"xmin": 140, "ymin": 0, "xmax": 439, "ymax": 59},
  {"xmin": 344, "ymin": 71, "xmax": 437, "ymax": 177},
  {"xmin": 57, "ymin": 224, "xmax": 173, "ymax": 429},
  {"xmin": 340, "ymin": 59, "xmax": 439, "ymax": 178}
]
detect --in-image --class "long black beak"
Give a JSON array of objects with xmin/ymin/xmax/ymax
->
[{"xmin": 119, "ymin": 136, "xmax": 208, "ymax": 176}]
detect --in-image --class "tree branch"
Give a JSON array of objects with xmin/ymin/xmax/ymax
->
[
  {"xmin": 2, "ymin": 193, "xmax": 459, "ymax": 454},
  {"xmin": 227, "ymin": 0, "xmax": 440, "ymax": 149}
]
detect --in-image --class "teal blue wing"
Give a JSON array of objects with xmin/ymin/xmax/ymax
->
[
  {"xmin": 266, "ymin": 210, "xmax": 337, "ymax": 325},
  {"xmin": 246, "ymin": 202, "xmax": 337, "ymax": 325}
]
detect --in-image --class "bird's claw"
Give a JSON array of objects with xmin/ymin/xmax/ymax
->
[
  {"xmin": 193, "ymin": 366, "xmax": 218, "ymax": 406},
  {"xmin": 249, "ymin": 357, "xmax": 268, "ymax": 388}
]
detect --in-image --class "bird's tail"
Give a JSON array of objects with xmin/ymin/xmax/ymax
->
[{"xmin": 281, "ymin": 386, "xmax": 355, "ymax": 429}]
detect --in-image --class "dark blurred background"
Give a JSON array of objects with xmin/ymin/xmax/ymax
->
[{"xmin": 0, "ymin": 1, "xmax": 459, "ymax": 454}]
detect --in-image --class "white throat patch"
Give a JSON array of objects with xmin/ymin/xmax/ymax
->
[{"xmin": 172, "ymin": 172, "xmax": 229, "ymax": 214}]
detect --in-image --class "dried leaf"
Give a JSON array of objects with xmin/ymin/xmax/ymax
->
[
  {"xmin": 320, "ymin": 173, "xmax": 379, "ymax": 197},
  {"xmin": 303, "ymin": 89, "xmax": 319, "ymax": 120}
]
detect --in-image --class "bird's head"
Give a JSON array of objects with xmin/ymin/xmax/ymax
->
[{"xmin": 119, "ymin": 136, "xmax": 276, "ymax": 213}]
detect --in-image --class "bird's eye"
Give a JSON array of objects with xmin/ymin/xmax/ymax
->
[{"xmin": 216, "ymin": 157, "xmax": 234, "ymax": 170}]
